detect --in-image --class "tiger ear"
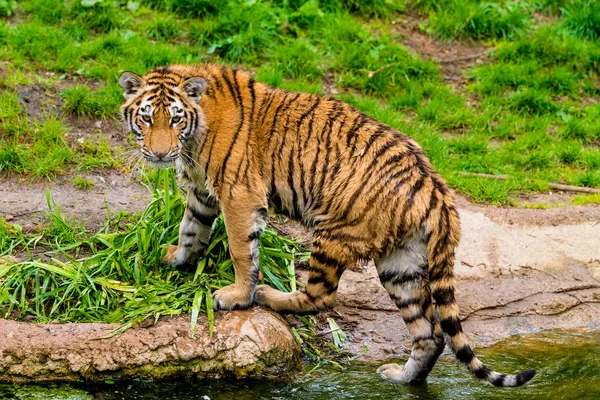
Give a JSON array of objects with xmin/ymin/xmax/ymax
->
[
  {"xmin": 118, "ymin": 72, "xmax": 144, "ymax": 100},
  {"xmin": 181, "ymin": 77, "xmax": 207, "ymax": 103}
]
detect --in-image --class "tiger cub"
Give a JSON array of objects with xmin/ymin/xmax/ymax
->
[{"xmin": 118, "ymin": 64, "xmax": 535, "ymax": 387}]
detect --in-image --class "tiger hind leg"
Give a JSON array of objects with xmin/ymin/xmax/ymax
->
[
  {"xmin": 375, "ymin": 232, "xmax": 444, "ymax": 385},
  {"xmin": 255, "ymin": 236, "xmax": 353, "ymax": 314}
]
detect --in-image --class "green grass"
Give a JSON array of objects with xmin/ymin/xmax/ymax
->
[
  {"xmin": 73, "ymin": 175, "xmax": 95, "ymax": 190},
  {"xmin": 573, "ymin": 193, "xmax": 600, "ymax": 205},
  {"xmin": 423, "ymin": 0, "xmax": 534, "ymax": 40},
  {"xmin": 1, "ymin": 0, "xmax": 598, "ymax": 203},
  {"xmin": 0, "ymin": 170, "xmax": 308, "ymax": 334}
]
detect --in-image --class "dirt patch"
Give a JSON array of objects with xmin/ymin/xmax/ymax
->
[
  {"xmin": 456, "ymin": 194, "xmax": 600, "ymax": 226},
  {"xmin": 391, "ymin": 13, "xmax": 490, "ymax": 89},
  {"xmin": 1, "ymin": 64, "xmax": 129, "ymax": 148},
  {"xmin": 0, "ymin": 171, "xmax": 151, "ymax": 232}
]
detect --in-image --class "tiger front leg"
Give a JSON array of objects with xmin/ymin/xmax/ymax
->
[
  {"xmin": 255, "ymin": 235, "xmax": 354, "ymax": 314},
  {"xmin": 163, "ymin": 188, "xmax": 219, "ymax": 272},
  {"xmin": 212, "ymin": 195, "xmax": 268, "ymax": 310}
]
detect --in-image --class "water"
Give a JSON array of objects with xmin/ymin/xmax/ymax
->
[{"xmin": 2, "ymin": 330, "xmax": 599, "ymax": 400}]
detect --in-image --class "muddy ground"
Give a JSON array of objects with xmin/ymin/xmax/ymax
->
[{"xmin": 1, "ymin": 172, "xmax": 599, "ymax": 362}]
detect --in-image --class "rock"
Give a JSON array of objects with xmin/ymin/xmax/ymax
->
[{"xmin": 0, "ymin": 308, "xmax": 300, "ymax": 383}]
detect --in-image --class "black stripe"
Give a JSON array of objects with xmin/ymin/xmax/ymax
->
[
  {"xmin": 257, "ymin": 90, "xmax": 277, "ymax": 131},
  {"xmin": 268, "ymin": 93, "xmax": 301, "ymax": 192},
  {"xmin": 379, "ymin": 269, "xmax": 425, "ymax": 286},
  {"xmin": 345, "ymin": 114, "xmax": 368, "ymax": 148},
  {"xmin": 315, "ymin": 103, "xmax": 337, "ymax": 203},
  {"xmin": 475, "ymin": 366, "xmax": 492, "ymax": 380},
  {"xmin": 217, "ymin": 71, "xmax": 245, "ymax": 191},
  {"xmin": 393, "ymin": 297, "xmax": 422, "ymax": 309},
  {"xmin": 440, "ymin": 318, "xmax": 462, "ymax": 337},
  {"xmin": 296, "ymin": 97, "xmax": 322, "ymax": 211},
  {"xmin": 307, "ymin": 271, "xmax": 338, "ymax": 294},
  {"xmin": 311, "ymin": 250, "xmax": 342, "ymax": 267},
  {"xmin": 235, "ymin": 78, "xmax": 256, "ymax": 186},
  {"xmin": 248, "ymin": 228, "xmax": 264, "ymax": 241},
  {"xmin": 189, "ymin": 207, "xmax": 217, "ymax": 226},
  {"xmin": 412, "ymin": 333, "xmax": 435, "ymax": 344},
  {"xmin": 193, "ymin": 188, "xmax": 218, "ymax": 209},
  {"xmin": 491, "ymin": 374, "xmax": 507, "ymax": 387},
  {"xmin": 516, "ymin": 370, "xmax": 536, "ymax": 386},
  {"xmin": 456, "ymin": 346, "xmax": 475, "ymax": 364},
  {"xmin": 398, "ymin": 175, "xmax": 428, "ymax": 223},
  {"xmin": 256, "ymin": 207, "xmax": 268, "ymax": 220},
  {"xmin": 402, "ymin": 312, "xmax": 424, "ymax": 324},
  {"xmin": 433, "ymin": 286, "xmax": 455, "ymax": 305}
]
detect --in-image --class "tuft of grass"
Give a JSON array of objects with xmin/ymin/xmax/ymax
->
[
  {"xmin": 425, "ymin": 0, "xmax": 533, "ymax": 40},
  {"xmin": 0, "ymin": 0, "xmax": 16, "ymax": 17},
  {"xmin": 573, "ymin": 193, "xmax": 600, "ymax": 206},
  {"xmin": 561, "ymin": 0, "xmax": 600, "ymax": 41},
  {"xmin": 507, "ymin": 89, "xmax": 558, "ymax": 116},
  {"xmin": 573, "ymin": 171, "xmax": 600, "ymax": 189},
  {"xmin": 61, "ymin": 85, "xmax": 122, "ymax": 118},
  {"xmin": 146, "ymin": 15, "xmax": 181, "ymax": 40},
  {"xmin": 73, "ymin": 175, "xmax": 96, "ymax": 190}
]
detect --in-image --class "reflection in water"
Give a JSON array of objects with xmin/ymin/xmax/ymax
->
[{"xmin": 1, "ymin": 330, "xmax": 599, "ymax": 400}]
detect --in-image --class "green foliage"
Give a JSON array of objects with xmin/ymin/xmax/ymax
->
[
  {"xmin": 561, "ymin": 0, "xmax": 600, "ymax": 41},
  {"xmin": 0, "ymin": 170, "xmax": 307, "ymax": 332},
  {"xmin": 62, "ymin": 84, "xmax": 122, "ymax": 117},
  {"xmin": 0, "ymin": 0, "xmax": 16, "ymax": 17},
  {"xmin": 424, "ymin": 0, "xmax": 533, "ymax": 40},
  {"xmin": 73, "ymin": 175, "xmax": 96, "ymax": 190}
]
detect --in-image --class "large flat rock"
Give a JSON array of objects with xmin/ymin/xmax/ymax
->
[{"xmin": 0, "ymin": 308, "xmax": 300, "ymax": 383}]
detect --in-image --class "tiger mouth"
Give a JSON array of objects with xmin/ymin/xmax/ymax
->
[{"xmin": 147, "ymin": 159, "xmax": 177, "ymax": 168}]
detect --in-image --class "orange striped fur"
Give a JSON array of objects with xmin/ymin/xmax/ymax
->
[{"xmin": 119, "ymin": 64, "xmax": 535, "ymax": 387}]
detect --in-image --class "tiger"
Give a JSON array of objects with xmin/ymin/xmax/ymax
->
[{"xmin": 118, "ymin": 64, "xmax": 536, "ymax": 387}]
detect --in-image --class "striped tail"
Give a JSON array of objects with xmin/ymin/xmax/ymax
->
[{"xmin": 427, "ymin": 201, "xmax": 536, "ymax": 387}]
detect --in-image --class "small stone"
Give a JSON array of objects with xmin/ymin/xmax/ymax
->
[{"xmin": 5, "ymin": 215, "xmax": 14, "ymax": 222}]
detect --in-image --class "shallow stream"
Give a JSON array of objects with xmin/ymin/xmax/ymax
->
[{"xmin": 2, "ymin": 330, "xmax": 598, "ymax": 400}]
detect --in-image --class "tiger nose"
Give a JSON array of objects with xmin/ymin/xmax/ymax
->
[{"xmin": 153, "ymin": 150, "xmax": 169, "ymax": 159}]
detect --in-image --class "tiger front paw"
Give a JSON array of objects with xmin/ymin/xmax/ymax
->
[
  {"xmin": 162, "ymin": 245, "xmax": 180, "ymax": 264},
  {"xmin": 212, "ymin": 284, "xmax": 254, "ymax": 311},
  {"xmin": 162, "ymin": 244, "xmax": 199, "ymax": 273}
]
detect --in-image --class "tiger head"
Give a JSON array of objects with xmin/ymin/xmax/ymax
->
[{"xmin": 118, "ymin": 70, "xmax": 207, "ymax": 168}]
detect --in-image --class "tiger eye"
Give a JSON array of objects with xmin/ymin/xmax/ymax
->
[
  {"xmin": 172, "ymin": 116, "xmax": 181, "ymax": 124},
  {"xmin": 141, "ymin": 115, "xmax": 152, "ymax": 124}
]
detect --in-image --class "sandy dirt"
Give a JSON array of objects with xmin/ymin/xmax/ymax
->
[{"xmin": 0, "ymin": 171, "xmax": 150, "ymax": 232}]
